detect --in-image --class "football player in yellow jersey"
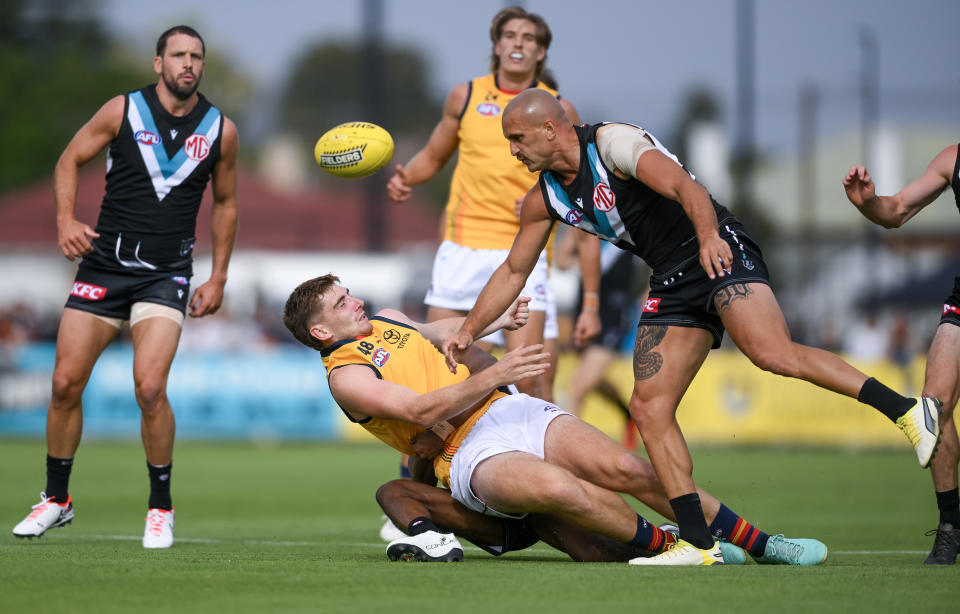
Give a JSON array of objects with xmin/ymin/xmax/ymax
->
[
  {"xmin": 282, "ymin": 274, "xmax": 827, "ymax": 565},
  {"xmin": 386, "ymin": 6, "xmax": 600, "ymax": 401}
]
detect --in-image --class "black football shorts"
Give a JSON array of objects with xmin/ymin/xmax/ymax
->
[
  {"xmin": 940, "ymin": 276, "xmax": 960, "ymax": 328},
  {"xmin": 639, "ymin": 219, "xmax": 771, "ymax": 349},
  {"xmin": 65, "ymin": 263, "xmax": 191, "ymax": 320}
]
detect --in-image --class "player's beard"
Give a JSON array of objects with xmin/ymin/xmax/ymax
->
[{"xmin": 162, "ymin": 69, "xmax": 201, "ymax": 100}]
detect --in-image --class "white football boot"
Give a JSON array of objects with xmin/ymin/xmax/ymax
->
[
  {"xmin": 379, "ymin": 514, "xmax": 406, "ymax": 542},
  {"xmin": 386, "ymin": 530, "xmax": 464, "ymax": 562},
  {"xmin": 12, "ymin": 492, "xmax": 74, "ymax": 539},
  {"xmin": 143, "ymin": 508, "xmax": 175, "ymax": 549},
  {"xmin": 896, "ymin": 397, "xmax": 942, "ymax": 468},
  {"xmin": 629, "ymin": 538, "xmax": 725, "ymax": 566}
]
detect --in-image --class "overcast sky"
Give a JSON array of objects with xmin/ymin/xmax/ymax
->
[{"xmin": 100, "ymin": 0, "xmax": 959, "ymax": 152}]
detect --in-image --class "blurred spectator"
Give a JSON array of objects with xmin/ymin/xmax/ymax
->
[{"xmin": 842, "ymin": 311, "xmax": 887, "ymax": 361}]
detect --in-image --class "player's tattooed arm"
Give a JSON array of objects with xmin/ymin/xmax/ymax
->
[
  {"xmin": 713, "ymin": 283, "xmax": 753, "ymax": 313},
  {"xmin": 633, "ymin": 326, "xmax": 667, "ymax": 380}
]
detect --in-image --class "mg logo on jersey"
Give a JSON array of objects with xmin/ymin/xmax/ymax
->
[
  {"xmin": 134, "ymin": 130, "xmax": 160, "ymax": 145},
  {"xmin": 565, "ymin": 209, "xmax": 583, "ymax": 224},
  {"xmin": 593, "ymin": 182, "xmax": 616, "ymax": 212},
  {"xmin": 71, "ymin": 282, "xmax": 107, "ymax": 301},
  {"xmin": 944, "ymin": 304, "xmax": 960, "ymax": 316},
  {"xmin": 643, "ymin": 298, "xmax": 661, "ymax": 313},
  {"xmin": 184, "ymin": 134, "xmax": 211, "ymax": 161},
  {"xmin": 476, "ymin": 103, "xmax": 501, "ymax": 117},
  {"xmin": 372, "ymin": 348, "xmax": 391, "ymax": 367}
]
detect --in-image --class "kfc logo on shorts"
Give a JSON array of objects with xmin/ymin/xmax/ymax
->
[
  {"xmin": 171, "ymin": 276, "xmax": 189, "ymax": 285},
  {"xmin": 372, "ymin": 348, "xmax": 390, "ymax": 367},
  {"xmin": 944, "ymin": 304, "xmax": 960, "ymax": 316},
  {"xmin": 134, "ymin": 130, "xmax": 160, "ymax": 145},
  {"xmin": 593, "ymin": 182, "xmax": 616, "ymax": 212},
  {"xmin": 184, "ymin": 134, "xmax": 210, "ymax": 161},
  {"xmin": 643, "ymin": 298, "xmax": 661, "ymax": 313},
  {"xmin": 71, "ymin": 282, "xmax": 107, "ymax": 301},
  {"xmin": 565, "ymin": 209, "xmax": 584, "ymax": 224},
  {"xmin": 476, "ymin": 103, "xmax": 501, "ymax": 117}
]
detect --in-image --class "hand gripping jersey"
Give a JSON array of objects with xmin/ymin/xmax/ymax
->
[
  {"xmin": 445, "ymin": 74, "xmax": 559, "ymax": 251},
  {"xmin": 320, "ymin": 316, "xmax": 507, "ymax": 487},
  {"xmin": 86, "ymin": 85, "xmax": 223, "ymax": 275},
  {"xmin": 538, "ymin": 123, "xmax": 735, "ymax": 272}
]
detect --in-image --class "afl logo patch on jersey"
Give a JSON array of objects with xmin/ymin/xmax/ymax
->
[
  {"xmin": 134, "ymin": 130, "xmax": 161, "ymax": 146},
  {"xmin": 565, "ymin": 209, "xmax": 583, "ymax": 224},
  {"xmin": 184, "ymin": 134, "xmax": 211, "ymax": 161},
  {"xmin": 593, "ymin": 183, "xmax": 616, "ymax": 212},
  {"xmin": 476, "ymin": 103, "xmax": 501, "ymax": 117},
  {"xmin": 372, "ymin": 348, "xmax": 391, "ymax": 367}
]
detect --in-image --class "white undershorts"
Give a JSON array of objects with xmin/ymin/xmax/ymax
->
[
  {"xmin": 448, "ymin": 393, "xmax": 571, "ymax": 518},
  {"xmin": 425, "ymin": 240, "xmax": 555, "ymax": 343}
]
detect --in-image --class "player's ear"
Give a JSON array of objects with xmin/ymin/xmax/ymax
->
[
  {"xmin": 310, "ymin": 323, "xmax": 332, "ymax": 344},
  {"xmin": 153, "ymin": 55, "xmax": 163, "ymax": 76},
  {"xmin": 544, "ymin": 119, "xmax": 557, "ymax": 140}
]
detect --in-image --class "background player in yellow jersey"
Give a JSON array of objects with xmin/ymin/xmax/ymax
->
[{"xmin": 386, "ymin": 6, "xmax": 595, "ymax": 401}]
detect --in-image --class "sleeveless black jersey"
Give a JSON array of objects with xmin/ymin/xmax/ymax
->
[
  {"xmin": 538, "ymin": 123, "xmax": 733, "ymax": 272},
  {"xmin": 951, "ymin": 143, "xmax": 960, "ymax": 214},
  {"xmin": 84, "ymin": 85, "xmax": 223, "ymax": 274}
]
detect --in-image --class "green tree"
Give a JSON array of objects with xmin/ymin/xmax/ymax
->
[
  {"xmin": 0, "ymin": 0, "xmax": 144, "ymax": 191},
  {"xmin": 279, "ymin": 40, "xmax": 441, "ymax": 139}
]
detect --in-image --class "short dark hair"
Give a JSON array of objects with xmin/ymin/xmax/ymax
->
[
  {"xmin": 283, "ymin": 274, "xmax": 340, "ymax": 351},
  {"xmin": 489, "ymin": 6, "xmax": 552, "ymax": 78},
  {"xmin": 156, "ymin": 25, "xmax": 205, "ymax": 58}
]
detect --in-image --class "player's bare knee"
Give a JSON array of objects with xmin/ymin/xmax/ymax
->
[
  {"xmin": 375, "ymin": 479, "xmax": 407, "ymax": 509},
  {"xmin": 608, "ymin": 451, "xmax": 651, "ymax": 488},
  {"xmin": 536, "ymin": 479, "xmax": 587, "ymax": 513},
  {"xmin": 746, "ymin": 345, "xmax": 800, "ymax": 378},
  {"xmin": 50, "ymin": 369, "xmax": 85, "ymax": 406},
  {"xmin": 134, "ymin": 378, "xmax": 168, "ymax": 410}
]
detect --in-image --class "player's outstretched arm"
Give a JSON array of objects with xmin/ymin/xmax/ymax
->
[
  {"xmin": 843, "ymin": 145, "xmax": 956, "ymax": 229},
  {"xmin": 190, "ymin": 117, "xmax": 239, "ymax": 317},
  {"xmin": 441, "ymin": 188, "xmax": 554, "ymax": 371},
  {"xmin": 329, "ymin": 344, "xmax": 550, "ymax": 427},
  {"xmin": 386, "ymin": 83, "xmax": 466, "ymax": 201},
  {"xmin": 54, "ymin": 95, "xmax": 124, "ymax": 260}
]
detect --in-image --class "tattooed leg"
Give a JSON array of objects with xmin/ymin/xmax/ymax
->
[
  {"xmin": 713, "ymin": 283, "xmax": 753, "ymax": 313},
  {"xmin": 633, "ymin": 325, "xmax": 667, "ymax": 380}
]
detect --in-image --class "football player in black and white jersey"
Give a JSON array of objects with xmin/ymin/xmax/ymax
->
[
  {"xmin": 441, "ymin": 88, "xmax": 936, "ymax": 566},
  {"xmin": 844, "ymin": 145, "xmax": 960, "ymax": 565},
  {"xmin": 11, "ymin": 26, "xmax": 239, "ymax": 549}
]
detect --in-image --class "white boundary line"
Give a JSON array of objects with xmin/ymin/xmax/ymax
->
[{"xmin": 25, "ymin": 534, "xmax": 928, "ymax": 555}]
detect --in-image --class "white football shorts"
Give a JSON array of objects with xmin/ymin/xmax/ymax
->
[{"xmin": 448, "ymin": 393, "xmax": 571, "ymax": 519}]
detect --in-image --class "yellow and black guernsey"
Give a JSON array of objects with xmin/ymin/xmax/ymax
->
[
  {"xmin": 320, "ymin": 315, "xmax": 507, "ymax": 487},
  {"xmin": 445, "ymin": 74, "xmax": 559, "ymax": 251}
]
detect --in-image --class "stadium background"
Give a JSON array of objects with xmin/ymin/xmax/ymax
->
[{"xmin": 1, "ymin": 0, "xmax": 957, "ymax": 449}]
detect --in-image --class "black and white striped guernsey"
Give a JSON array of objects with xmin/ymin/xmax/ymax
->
[
  {"xmin": 537, "ymin": 123, "xmax": 733, "ymax": 272},
  {"xmin": 85, "ymin": 85, "xmax": 223, "ymax": 274}
]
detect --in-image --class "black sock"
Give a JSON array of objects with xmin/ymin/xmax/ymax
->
[
  {"xmin": 45, "ymin": 455, "xmax": 74, "ymax": 503},
  {"xmin": 857, "ymin": 377, "xmax": 914, "ymax": 422},
  {"xmin": 147, "ymin": 462, "xmax": 173, "ymax": 510},
  {"xmin": 407, "ymin": 516, "xmax": 440, "ymax": 536},
  {"xmin": 669, "ymin": 493, "xmax": 713, "ymax": 549},
  {"xmin": 936, "ymin": 488, "xmax": 960, "ymax": 527}
]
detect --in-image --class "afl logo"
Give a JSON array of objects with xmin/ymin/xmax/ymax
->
[
  {"xmin": 134, "ymin": 130, "xmax": 160, "ymax": 146},
  {"xmin": 565, "ymin": 209, "xmax": 583, "ymax": 224},
  {"xmin": 476, "ymin": 103, "xmax": 501, "ymax": 117},
  {"xmin": 593, "ymin": 183, "xmax": 616, "ymax": 212},
  {"xmin": 184, "ymin": 134, "xmax": 211, "ymax": 161},
  {"xmin": 372, "ymin": 348, "xmax": 391, "ymax": 367}
]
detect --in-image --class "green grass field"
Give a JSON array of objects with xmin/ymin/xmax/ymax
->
[{"xmin": 1, "ymin": 439, "xmax": 956, "ymax": 613}]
